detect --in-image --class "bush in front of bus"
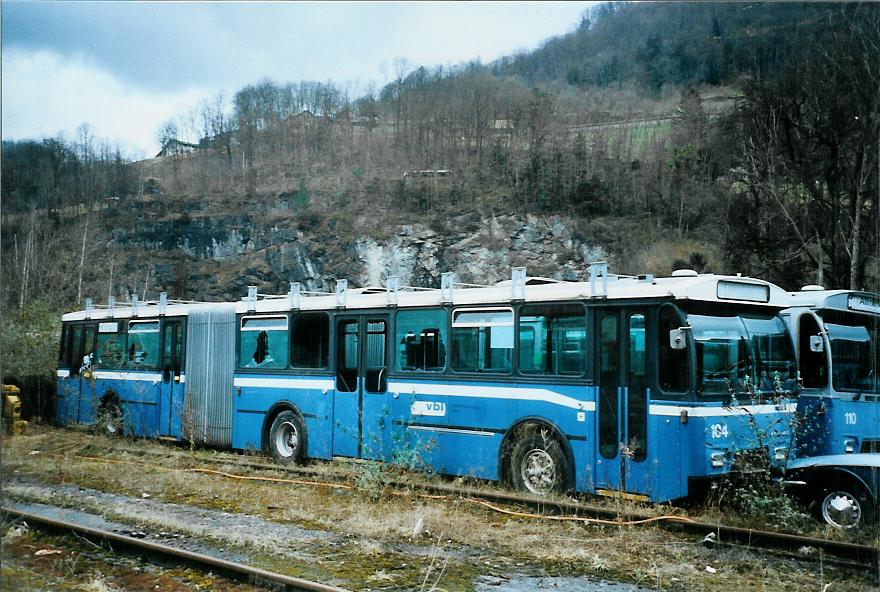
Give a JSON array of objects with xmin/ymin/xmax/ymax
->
[
  {"xmin": 355, "ymin": 417, "xmax": 438, "ymax": 497},
  {"xmin": 711, "ymin": 450, "xmax": 811, "ymax": 531}
]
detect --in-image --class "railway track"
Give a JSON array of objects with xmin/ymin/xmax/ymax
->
[
  {"xmin": 60, "ymin": 443, "xmax": 880, "ymax": 570},
  {"xmin": 1, "ymin": 506, "xmax": 350, "ymax": 592}
]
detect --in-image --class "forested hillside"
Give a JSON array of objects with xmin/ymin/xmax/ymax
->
[
  {"xmin": 3, "ymin": 2, "xmax": 879, "ymax": 381},
  {"xmin": 493, "ymin": 2, "xmax": 837, "ymax": 88}
]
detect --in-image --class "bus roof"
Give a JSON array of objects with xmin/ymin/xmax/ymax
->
[
  {"xmin": 62, "ymin": 271, "xmax": 791, "ymax": 322},
  {"xmin": 787, "ymin": 289, "xmax": 880, "ymax": 315}
]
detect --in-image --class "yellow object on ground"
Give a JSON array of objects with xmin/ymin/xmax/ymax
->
[{"xmin": 3, "ymin": 385, "xmax": 25, "ymax": 435}]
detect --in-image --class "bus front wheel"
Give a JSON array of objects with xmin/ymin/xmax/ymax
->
[
  {"xmin": 818, "ymin": 485, "xmax": 873, "ymax": 530},
  {"xmin": 268, "ymin": 411, "xmax": 305, "ymax": 464},
  {"xmin": 510, "ymin": 428, "xmax": 569, "ymax": 496}
]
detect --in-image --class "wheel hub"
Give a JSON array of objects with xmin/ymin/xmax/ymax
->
[
  {"xmin": 520, "ymin": 448, "xmax": 556, "ymax": 495},
  {"xmin": 274, "ymin": 421, "xmax": 299, "ymax": 457},
  {"xmin": 821, "ymin": 491, "xmax": 861, "ymax": 528}
]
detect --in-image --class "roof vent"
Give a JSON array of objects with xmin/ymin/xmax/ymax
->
[
  {"xmin": 441, "ymin": 272, "xmax": 454, "ymax": 303},
  {"xmin": 671, "ymin": 269, "xmax": 699, "ymax": 277},
  {"xmin": 335, "ymin": 279, "xmax": 348, "ymax": 308},
  {"xmin": 588, "ymin": 262, "xmax": 609, "ymax": 298},
  {"xmin": 801, "ymin": 284, "xmax": 825, "ymax": 291},
  {"xmin": 289, "ymin": 282, "xmax": 301, "ymax": 310}
]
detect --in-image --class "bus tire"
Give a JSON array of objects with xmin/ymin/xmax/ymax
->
[
  {"xmin": 510, "ymin": 428, "xmax": 569, "ymax": 496},
  {"xmin": 95, "ymin": 393, "xmax": 123, "ymax": 437},
  {"xmin": 268, "ymin": 410, "xmax": 305, "ymax": 464},
  {"xmin": 817, "ymin": 483, "xmax": 874, "ymax": 530}
]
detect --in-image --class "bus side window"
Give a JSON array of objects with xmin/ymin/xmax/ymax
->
[
  {"xmin": 799, "ymin": 314, "xmax": 827, "ymax": 388},
  {"xmin": 240, "ymin": 316, "xmax": 288, "ymax": 369},
  {"xmin": 68, "ymin": 324, "xmax": 84, "ymax": 376},
  {"xmin": 598, "ymin": 312, "xmax": 619, "ymax": 459},
  {"xmin": 364, "ymin": 320, "xmax": 387, "ymax": 393},
  {"xmin": 291, "ymin": 313, "xmax": 330, "ymax": 369},
  {"xmin": 83, "ymin": 325, "xmax": 97, "ymax": 364},
  {"xmin": 628, "ymin": 313, "xmax": 647, "ymax": 461},
  {"xmin": 96, "ymin": 321, "xmax": 125, "ymax": 369},
  {"xmin": 451, "ymin": 308, "xmax": 513, "ymax": 373},
  {"xmin": 518, "ymin": 304, "xmax": 585, "ymax": 376},
  {"xmin": 658, "ymin": 306, "xmax": 689, "ymax": 393},
  {"xmin": 395, "ymin": 309, "xmax": 447, "ymax": 372},
  {"xmin": 59, "ymin": 324, "xmax": 68, "ymax": 368},
  {"xmin": 162, "ymin": 321, "xmax": 184, "ymax": 378},
  {"xmin": 127, "ymin": 321, "xmax": 161, "ymax": 369}
]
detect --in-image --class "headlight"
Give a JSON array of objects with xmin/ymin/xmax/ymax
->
[
  {"xmin": 773, "ymin": 446, "xmax": 788, "ymax": 462},
  {"xmin": 711, "ymin": 451, "xmax": 726, "ymax": 468},
  {"xmin": 844, "ymin": 439, "xmax": 856, "ymax": 453}
]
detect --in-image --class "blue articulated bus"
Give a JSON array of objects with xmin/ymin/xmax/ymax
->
[
  {"xmin": 56, "ymin": 265, "xmax": 800, "ymax": 504},
  {"xmin": 780, "ymin": 288, "xmax": 880, "ymax": 528}
]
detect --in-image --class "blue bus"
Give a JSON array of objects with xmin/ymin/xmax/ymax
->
[
  {"xmin": 780, "ymin": 288, "xmax": 880, "ymax": 528},
  {"xmin": 56, "ymin": 266, "xmax": 799, "ymax": 504},
  {"xmin": 782, "ymin": 289, "xmax": 880, "ymax": 456}
]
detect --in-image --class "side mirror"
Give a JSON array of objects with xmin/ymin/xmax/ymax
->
[
  {"xmin": 669, "ymin": 328, "xmax": 689, "ymax": 350},
  {"xmin": 809, "ymin": 335, "xmax": 825, "ymax": 353}
]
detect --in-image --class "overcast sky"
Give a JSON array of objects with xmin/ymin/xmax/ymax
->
[{"xmin": 2, "ymin": 1, "xmax": 592, "ymax": 158}]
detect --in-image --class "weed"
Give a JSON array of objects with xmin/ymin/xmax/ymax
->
[
  {"xmin": 85, "ymin": 572, "xmax": 120, "ymax": 592},
  {"xmin": 351, "ymin": 408, "xmax": 437, "ymax": 497},
  {"xmin": 711, "ymin": 450, "xmax": 812, "ymax": 531},
  {"xmin": 419, "ymin": 532, "xmax": 451, "ymax": 592}
]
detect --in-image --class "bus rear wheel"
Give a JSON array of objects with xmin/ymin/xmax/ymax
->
[
  {"xmin": 95, "ymin": 394, "xmax": 123, "ymax": 437},
  {"xmin": 268, "ymin": 411, "xmax": 305, "ymax": 464},
  {"xmin": 510, "ymin": 429, "xmax": 569, "ymax": 496}
]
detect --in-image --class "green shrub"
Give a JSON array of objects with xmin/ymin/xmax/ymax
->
[{"xmin": 1, "ymin": 300, "xmax": 61, "ymax": 381}]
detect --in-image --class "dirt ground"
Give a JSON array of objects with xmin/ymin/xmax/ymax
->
[{"xmin": 2, "ymin": 425, "xmax": 878, "ymax": 591}]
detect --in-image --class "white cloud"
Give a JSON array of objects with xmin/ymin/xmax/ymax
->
[
  {"xmin": 2, "ymin": 49, "xmax": 212, "ymax": 158},
  {"xmin": 2, "ymin": 3, "xmax": 595, "ymax": 156}
]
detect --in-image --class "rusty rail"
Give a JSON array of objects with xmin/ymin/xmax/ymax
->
[{"xmin": 2, "ymin": 506, "xmax": 350, "ymax": 592}]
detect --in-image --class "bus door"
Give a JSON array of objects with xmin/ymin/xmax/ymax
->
[
  {"xmin": 58, "ymin": 324, "xmax": 81, "ymax": 424},
  {"xmin": 333, "ymin": 315, "xmax": 389, "ymax": 459},
  {"xmin": 72, "ymin": 323, "xmax": 98, "ymax": 424},
  {"xmin": 596, "ymin": 308, "xmax": 651, "ymax": 497},
  {"xmin": 159, "ymin": 319, "xmax": 185, "ymax": 438},
  {"xmin": 59, "ymin": 323, "xmax": 95, "ymax": 425}
]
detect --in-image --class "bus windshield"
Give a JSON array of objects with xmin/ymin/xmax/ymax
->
[
  {"xmin": 824, "ymin": 312, "xmax": 880, "ymax": 394},
  {"xmin": 688, "ymin": 313, "xmax": 796, "ymax": 398}
]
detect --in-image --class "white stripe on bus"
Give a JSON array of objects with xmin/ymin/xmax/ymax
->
[
  {"xmin": 233, "ymin": 377, "xmax": 335, "ymax": 391},
  {"xmin": 388, "ymin": 382, "xmax": 596, "ymax": 411},
  {"xmin": 93, "ymin": 371, "xmax": 163, "ymax": 382},
  {"xmin": 60, "ymin": 368, "xmax": 792, "ymax": 419},
  {"xmin": 649, "ymin": 403, "xmax": 796, "ymax": 417},
  {"xmin": 57, "ymin": 369, "xmax": 186, "ymax": 384}
]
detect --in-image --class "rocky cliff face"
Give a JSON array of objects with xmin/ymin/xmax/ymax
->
[
  {"xmin": 106, "ymin": 204, "xmax": 606, "ymax": 302},
  {"xmin": 355, "ymin": 214, "xmax": 605, "ymax": 289}
]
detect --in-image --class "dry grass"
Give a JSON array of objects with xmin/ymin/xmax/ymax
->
[
  {"xmin": 2, "ymin": 426, "xmax": 877, "ymax": 591},
  {"xmin": 0, "ymin": 525, "xmax": 262, "ymax": 591}
]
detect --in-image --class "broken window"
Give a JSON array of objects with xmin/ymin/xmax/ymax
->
[
  {"xmin": 240, "ymin": 316, "xmax": 288, "ymax": 369},
  {"xmin": 96, "ymin": 321, "xmax": 125, "ymax": 368},
  {"xmin": 127, "ymin": 321, "xmax": 160, "ymax": 369}
]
